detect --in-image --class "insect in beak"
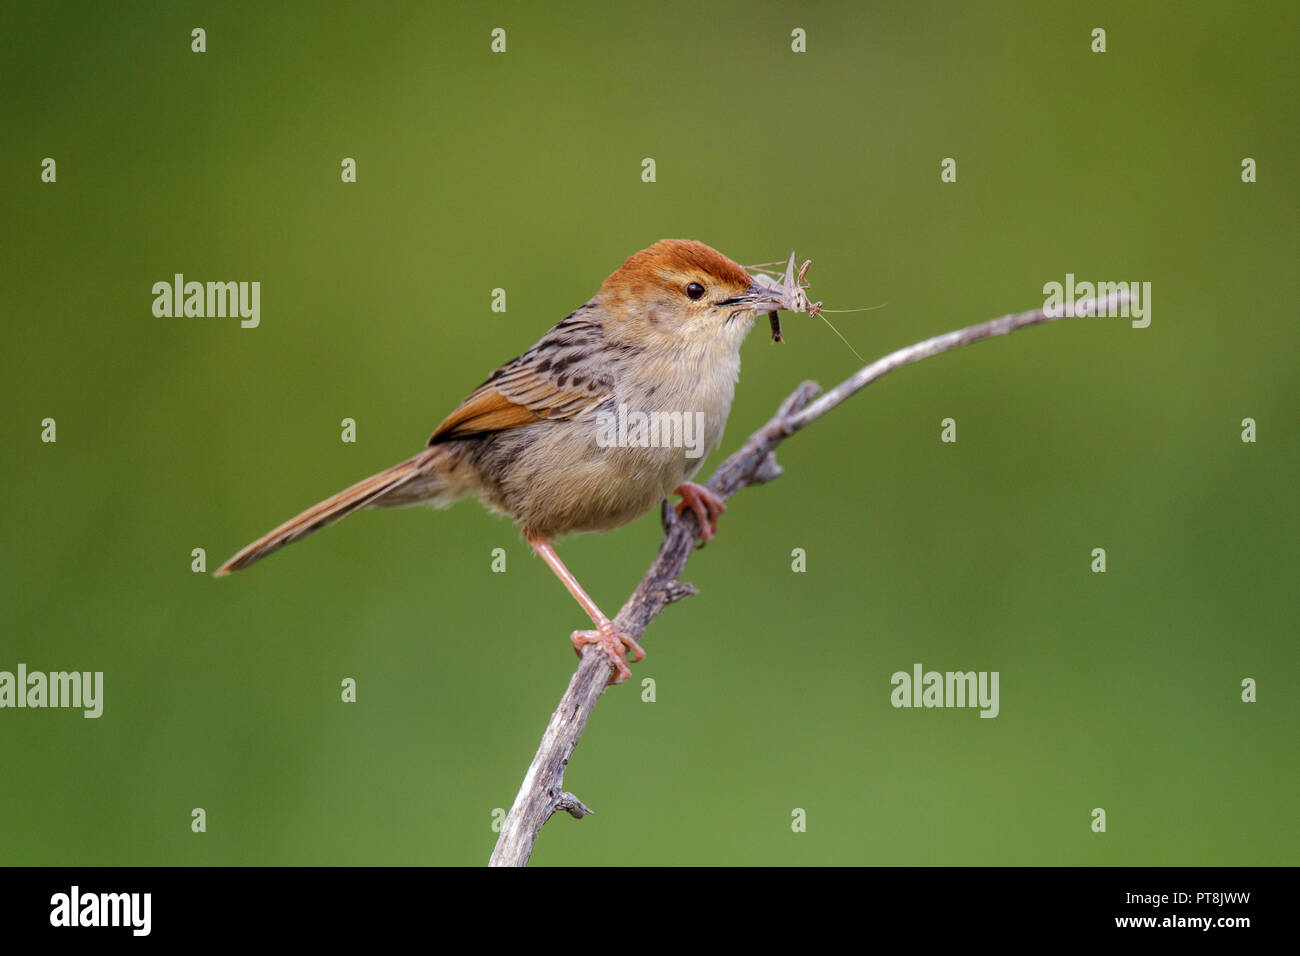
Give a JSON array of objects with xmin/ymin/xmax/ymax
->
[
  {"xmin": 747, "ymin": 250, "xmax": 875, "ymax": 359},
  {"xmin": 746, "ymin": 252, "xmax": 822, "ymax": 343}
]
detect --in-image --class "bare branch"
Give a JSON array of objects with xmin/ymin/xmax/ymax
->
[{"xmin": 488, "ymin": 291, "xmax": 1126, "ymax": 866}]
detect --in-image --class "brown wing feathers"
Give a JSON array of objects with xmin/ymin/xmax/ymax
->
[{"xmin": 428, "ymin": 313, "xmax": 611, "ymax": 445}]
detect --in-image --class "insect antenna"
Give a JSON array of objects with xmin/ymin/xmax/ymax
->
[
  {"xmin": 818, "ymin": 303, "xmax": 890, "ymax": 314},
  {"xmin": 815, "ymin": 310, "xmax": 866, "ymax": 363}
]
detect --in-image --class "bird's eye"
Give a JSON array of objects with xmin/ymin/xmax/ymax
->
[{"xmin": 685, "ymin": 282, "xmax": 705, "ymax": 300}]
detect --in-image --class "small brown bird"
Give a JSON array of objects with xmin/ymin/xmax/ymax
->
[{"xmin": 216, "ymin": 240, "xmax": 788, "ymax": 682}]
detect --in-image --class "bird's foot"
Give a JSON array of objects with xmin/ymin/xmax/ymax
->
[
  {"xmin": 571, "ymin": 620, "xmax": 646, "ymax": 685},
  {"xmin": 673, "ymin": 482, "xmax": 726, "ymax": 543}
]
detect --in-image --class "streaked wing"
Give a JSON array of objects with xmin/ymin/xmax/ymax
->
[{"xmin": 428, "ymin": 310, "xmax": 613, "ymax": 445}]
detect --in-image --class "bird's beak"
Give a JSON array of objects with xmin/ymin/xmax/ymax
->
[
  {"xmin": 717, "ymin": 282, "xmax": 786, "ymax": 312},
  {"xmin": 734, "ymin": 252, "xmax": 800, "ymax": 313},
  {"xmin": 747, "ymin": 282, "xmax": 787, "ymax": 313}
]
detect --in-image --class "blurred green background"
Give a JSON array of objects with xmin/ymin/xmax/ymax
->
[{"xmin": 2, "ymin": 0, "xmax": 1296, "ymax": 866}]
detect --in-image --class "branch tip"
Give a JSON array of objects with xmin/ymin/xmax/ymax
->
[
  {"xmin": 663, "ymin": 580, "xmax": 699, "ymax": 604},
  {"xmin": 554, "ymin": 792, "xmax": 594, "ymax": 819},
  {"xmin": 752, "ymin": 452, "xmax": 783, "ymax": 484},
  {"xmin": 780, "ymin": 380, "xmax": 823, "ymax": 417}
]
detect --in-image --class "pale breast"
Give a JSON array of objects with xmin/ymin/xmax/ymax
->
[{"xmin": 464, "ymin": 334, "xmax": 746, "ymax": 539}]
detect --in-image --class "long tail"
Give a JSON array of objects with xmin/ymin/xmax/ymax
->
[{"xmin": 214, "ymin": 449, "xmax": 441, "ymax": 577}]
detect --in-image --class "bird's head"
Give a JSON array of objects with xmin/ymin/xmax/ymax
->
[{"xmin": 595, "ymin": 239, "xmax": 786, "ymax": 352}]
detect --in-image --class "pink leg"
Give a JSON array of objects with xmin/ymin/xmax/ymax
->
[
  {"xmin": 527, "ymin": 536, "xmax": 645, "ymax": 684},
  {"xmin": 674, "ymin": 482, "xmax": 727, "ymax": 543}
]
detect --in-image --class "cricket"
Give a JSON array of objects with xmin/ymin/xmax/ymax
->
[{"xmin": 748, "ymin": 252, "xmax": 870, "ymax": 361}]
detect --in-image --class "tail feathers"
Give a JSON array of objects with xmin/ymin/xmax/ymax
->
[{"xmin": 215, "ymin": 450, "xmax": 436, "ymax": 577}]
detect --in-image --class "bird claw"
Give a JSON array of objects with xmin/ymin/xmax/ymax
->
[
  {"xmin": 673, "ymin": 482, "xmax": 726, "ymax": 544},
  {"xmin": 571, "ymin": 621, "xmax": 645, "ymax": 685}
]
